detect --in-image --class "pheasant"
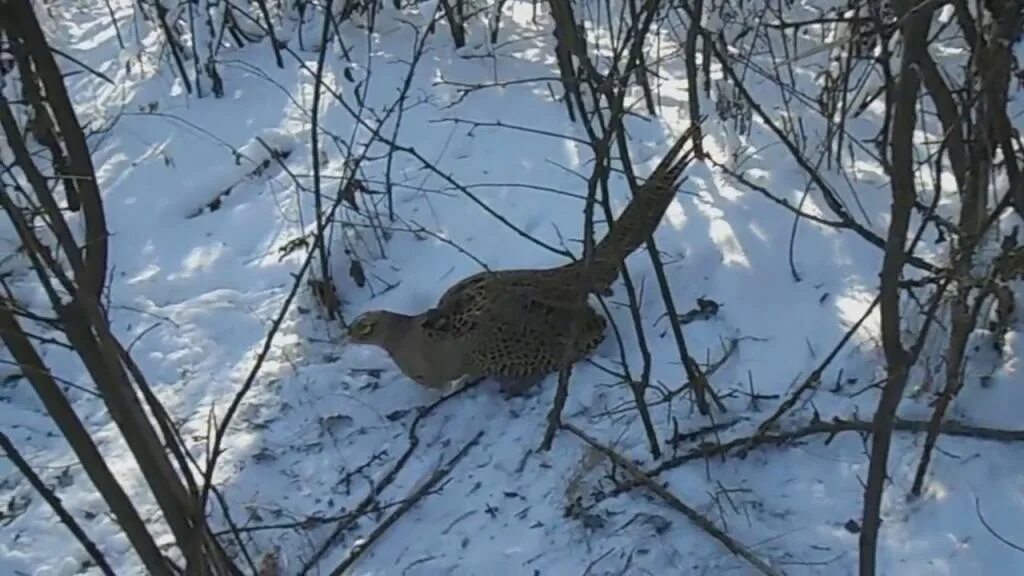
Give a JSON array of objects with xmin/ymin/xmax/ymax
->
[{"xmin": 346, "ymin": 125, "xmax": 699, "ymax": 395}]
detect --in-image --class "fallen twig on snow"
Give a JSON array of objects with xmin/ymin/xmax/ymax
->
[
  {"xmin": 0, "ymin": 431, "xmax": 116, "ymax": 576},
  {"xmin": 563, "ymin": 423, "xmax": 783, "ymax": 576},
  {"xmin": 748, "ymin": 293, "xmax": 880, "ymax": 444},
  {"xmin": 299, "ymin": 379, "xmax": 483, "ymax": 574},
  {"xmin": 975, "ymin": 496, "xmax": 1024, "ymax": 555},
  {"xmin": 654, "ymin": 415, "xmax": 1024, "ymax": 477},
  {"xmin": 328, "ymin": 431, "xmax": 485, "ymax": 575},
  {"xmin": 592, "ymin": 415, "xmax": 1024, "ymax": 504}
]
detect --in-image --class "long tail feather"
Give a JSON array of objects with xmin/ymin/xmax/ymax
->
[{"xmin": 586, "ymin": 121, "xmax": 703, "ymax": 289}]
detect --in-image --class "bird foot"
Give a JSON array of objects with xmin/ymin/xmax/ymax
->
[{"xmin": 496, "ymin": 375, "xmax": 545, "ymax": 399}]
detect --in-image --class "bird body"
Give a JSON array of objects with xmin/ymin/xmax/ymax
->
[{"xmin": 347, "ymin": 125, "xmax": 699, "ymax": 394}]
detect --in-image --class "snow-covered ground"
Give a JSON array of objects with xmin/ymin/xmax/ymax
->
[{"xmin": 2, "ymin": 1, "xmax": 1024, "ymax": 574}]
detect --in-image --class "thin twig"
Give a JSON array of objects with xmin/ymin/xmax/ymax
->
[
  {"xmin": 199, "ymin": 161, "xmax": 353, "ymax": 521},
  {"xmin": 328, "ymin": 431, "xmax": 485, "ymax": 575},
  {"xmin": 648, "ymin": 416, "xmax": 1024, "ymax": 481},
  {"xmin": 300, "ymin": 379, "xmax": 484, "ymax": 573},
  {"xmin": 975, "ymin": 496, "xmax": 1024, "ymax": 555},
  {"xmin": 750, "ymin": 293, "xmax": 881, "ymax": 442},
  {"xmin": 563, "ymin": 423, "xmax": 783, "ymax": 576},
  {"xmin": 0, "ymin": 431, "xmax": 116, "ymax": 576}
]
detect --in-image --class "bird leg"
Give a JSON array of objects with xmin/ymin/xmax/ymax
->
[
  {"xmin": 496, "ymin": 375, "xmax": 545, "ymax": 398},
  {"xmin": 442, "ymin": 374, "xmax": 475, "ymax": 394}
]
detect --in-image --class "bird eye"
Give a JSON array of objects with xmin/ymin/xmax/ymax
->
[{"xmin": 354, "ymin": 319, "xmax": 374, "ymax": 336}]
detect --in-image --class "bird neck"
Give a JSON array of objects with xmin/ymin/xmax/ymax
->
[{"xmin": 376, "ymin": 311, "xmax": 417, "ymax": 348}]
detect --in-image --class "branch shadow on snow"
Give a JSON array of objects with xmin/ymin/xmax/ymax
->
[
  {"xmin": 167, "ymin": 9, "xmax": 906, "ymax": 573},
  {"xmin": 4, "ymin": 2, "xmax": 1023, "ymax": 574}
]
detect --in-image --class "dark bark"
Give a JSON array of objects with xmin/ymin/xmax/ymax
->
[
  {"xmin": 2, "ymin": 0, "xmax": 109, "ymax": 299},
  {"xmin": 0, "ymin": 299, "xmax": 171, "ymax": 576},
  {"xmin": 859, "ymin": 2, "xmax": 934, "ymax": 574}
]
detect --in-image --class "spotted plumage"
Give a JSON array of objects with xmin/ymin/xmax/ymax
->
[{"xmin": 347, "ymin": 125, "xmax": 700, "ymax": 394}]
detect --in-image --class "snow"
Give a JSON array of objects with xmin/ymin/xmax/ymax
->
[{"xmin": 2, "ymin": 1, "xmax": 1024, "ymax": 575}]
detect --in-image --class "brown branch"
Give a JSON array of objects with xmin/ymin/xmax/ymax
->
[
  {"xmin": 750, "ymin": 294, "xmax": 881, "ymax": 442},
  {"xmin": 564, "ymin": 423, "xmax": 783, "ymax": 576},
  {"xmin": 299, "ymin": 379, "xmax": 484, "ymax": 574},
  {"xmin": 975, "ymin": 496, "xmax": 1024, "ymax": 555},
  {"xmin": 0, "ymin": 300, "xmax": 171, "ymax": 576},
  {"xmin": 860, "ymin": 2, "xmax": 933, "ymax": 571},
  {"xmin": 327, "ymin": 431, "xmax": 484, "ymax": 575},
  {"xmin": 3, "ymin": 1, "xmax": 109, "ymax": 298},
  {"xmin": 540, "ymin": 128, "xmax": 609, "ymax": 452},
  {"xmin": 310, "ymin": 0, "xmax": 340, "ymax": 320},
  {"xmin": 610, "ymin": 117, "xmax": 718, "ymax": 418},
  {"xmin": 0, "ymin": 99, "xmax": 88, "ymax": 290},
  {"xmin": 199, "ymin": 170, "xmax": 351, "ymax": 519},
  {"xmin": 251, "ymin": 0, "xmax": 283, "ymax": 67},
  {"xmin": 711, "ymin": 158, "xmax": 849, "ymax": 229},
  {"xmin": 652, "ymin": 416, "xmax": 1024, "ymax": 479},
  {"xmin": 429, "ymin": 117, "xmax": 590, "ymax": 145},
  {"xmin": 682, "ymin": 0, "xmax": 705, "ymax": 158},
  {"xmin": 0, "ymin": 430, "xmax": 117, "ymax": 575}
]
